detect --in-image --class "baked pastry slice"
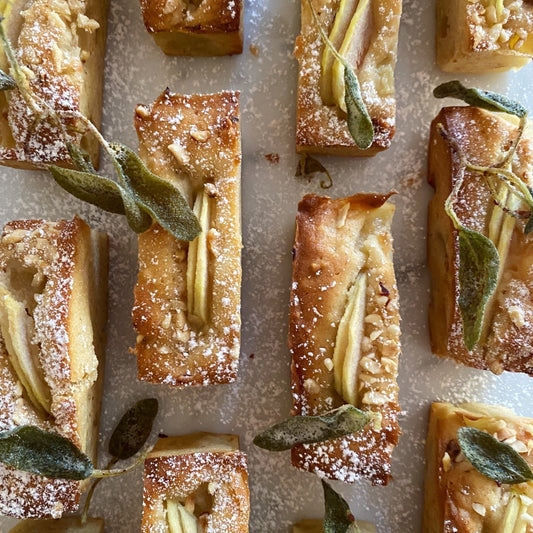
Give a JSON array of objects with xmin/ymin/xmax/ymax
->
[
  {"xmin": 295, "ymin": 0, "xmax": 402, "ymax": 156},
  {"xmin": 428, "ymin": 106, "xmax": 533, "ymax": 374},
  {"xmin": 0, "ymin": 0, "xmax": 109, "ymax": 169},
  {"xmin": 140, "ymin": 0, "xmax": 243, "ymax": 56},
  {"xmin": 133, "ymin": 90, "xmax": 242, "ymax": 387},
  {"xmin": 142, "ymin": 432, "xmax": 249, "ymax": 532},
  {"xmin": 294, "ymin": 519, "xmax": 377, "ymax": 532},
  {"xmin": 290, "ymin": 193, "xmax": 401, "ymax": 485},
  {"xmin": 0, "ymin": 217, "xmax": 108, "ymax": 518},
  {"xmin": 436, "ymin": 0, "xmax": 533, "ymax": 73},
  {"xmin": 424, "ymin": 402, "xmax": 533, "ymax": 533}
]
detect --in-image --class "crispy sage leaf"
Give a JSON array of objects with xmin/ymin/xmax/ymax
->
[
  {"xmin": 110, "ymin": 143, "xmax": 201, "ymax": 241},
  {"xmin": 67, "ymin": 142, "xmax": 97, "ymax": 175},
  {"xmin": 458, "ymin": 426, "xmax": 533, "ymax": 484},
  {"xmin": 49, "ymin": 166, "xmax": 127, "ymax": 216},
  {"xmin": 296, "ymin": 153, "xmax": 333, "ymax": 189},
  {"xmin": 526, "ymin": 214, "xmax": 533, "ymax": 234},
  {"xmin": 458, "ymin": 227, "xmax": 499, "ymax": 350},
  {"xmin": 108, "ymin": 398, "xmax": 158, "ymax": 461},
  {"xmin": 434, "ymin": 81, "xmax": 527, "ymax": 118},
  {"xmin": 0, "ymin": 426, "xmax": 93, "ymax": 480},
  {"xmin": 0, "ymin": 69, "xmax": 16, "ymax": 91},
  {"xmin": 253, "ymin": 405, "xmax": 371, "ymax": 451},
  {"xmin": 344, "ymin": 66, "xmax": 374, "ymax": 150},
  {"xmin": 322, "ymin": 480, "xmax": 359, "ymax": 533}
]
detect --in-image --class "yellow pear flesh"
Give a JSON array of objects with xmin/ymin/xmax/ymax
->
[
  {"xmin": 186, "ymin": 192, "xmax": 202, "ymax": 318},
  {"xmin": 0, "ymin": 283, "xmax": 51, "ymax": 415},
  {"xmin": 331, "ymin": 0, "xmax": 374, "ymax": 112},
  {"xmin": 332, "ymin": 273, "xmax": 367, "ymax": 404},
  {"xmin": 320, "ymin": 0, "xmax": 359, "ymax": 105},
  {"xmin": 193, "ymin": 190, "xmax": 210, "ymax": 324},
  {"xmin": 167, "ymin": 500, "xmax": 200, "ymax": 533}
]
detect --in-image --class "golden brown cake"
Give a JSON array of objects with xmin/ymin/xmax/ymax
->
[
  {"xmin": 0, "ymin": 217, "xmax": 108, "ymax": 519},
  {"xmin": 424, "ymin": 402, "xmax": 533, "ymax": 533},
  {"xmin": 290, "ymin": 193, "xmax": 401, "ymax": 485},
  {"xmin": 139, "ymin": 0, "xmax": 243, "ymax": 56},
  {"xmin": 428, "ymin": 106, "xmax": 533, "ymax": 375},
  {"xmin": 436, "ymin": 0, "xmax": 533, "ymax": 73},
  {"xmin": 142, "ymin": 433, "xmax": 250, "ymax": 532},
  {"xmin": 0, "ymin": 0, "xmax": 109, "ymax": 169},
  {"xmin": 294, "ymin": 0, "xmax": 402, "ymax": 156},
  {"xmin": 133, "ymin": 90, "xmax": 242, "ymax": 387}
]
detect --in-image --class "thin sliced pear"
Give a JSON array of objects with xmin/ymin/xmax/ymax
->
[
  {"xmin": 332, "ymin": 273, "xmax": 367, "ymax": 404},
  {"xmin": 193, "ymin": 190, "xmax": 210, "ymax": 324},
  {"xmin": 167, "ymin": 499, "xmax": 199, "ymax": 533},
  {"xmin": 331, "ymin": 0, "xmax": 374, "ymax": 112},
  {"xmin": 501, "ymin": 495, "xmax": 522, "ymax": 533},
  {"xmin": 187, "ymin": 192, "xmax": 203, "ymax": 317},
  {"xmin": 320, "ymin": 0, "xmax": 359, "ymax": 105},
  {"xmin": 0, "ymin": 283, "xmax": 51, "ymax": 415}
]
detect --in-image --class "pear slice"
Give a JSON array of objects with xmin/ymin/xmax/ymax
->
[
  {"xmin": 331, "ymin": 0, "xmax": 374, "ymax": 113},
  {"xmin": 167, "ymin": 500, "xmax": 198, "ymax": 533},
  {"xmin": 320, "ymin": 0, "xmax": 359, "ymax": 105},
  {"xmin": 0, "ymin": 283, "xmax": 51, "ymax": 416},
  {"xmin": 500, "ymin": 495, "xmax": 523, "ymax": 533},
  {"xmin": 186, "ymin": 192, "xmax": 202, "ymax": 318},
  {"xmin": 332, "ymin": 273, "xmax": 367, "ymax": 404},
  {"xmin": 193, "ymin": 190, "xmax": 211, "ymax": 324}
]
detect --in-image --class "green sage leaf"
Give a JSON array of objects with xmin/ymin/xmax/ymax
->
[
  {"xmin": 67, "ymin": 142, "xmax": 97, "ymax": 175},
  {"xmin": 344, "ymin": 66, "xmax": 374, "ymax": 150},
  {"xmin": 458, "ymin": 227, "xmax": 499, "ymax": 350},
  {"xmin": 322, "ymin": 480, "xmax": 359, "ymax": 533},
  {"xmin": 434, "ymin": 81, "xmax": 527, "ymax": 118},
  {"xmin": 253, "ymin": 404, "xmax": 371, "ymax": 451},
  {"xmin": 457, "ymin": 426, "xmax": 533, "ymax": 484},
  {"xmin": 296, "ymin": 153, "xmax": 333, "ymax": 189},
  {"xmin": 108, "ymin": 398, "xmax": 158, "ymax": 461},
  {"xmin": 0, "ymin": 426, "xmax": 93, "ymax": 480},
  {"xmin": 110, "ymin": 143, "xmax": 201, "ymax": 241},
  {"xmin": 0, "ymin": 69, "xmax": 16, "ymax": 91},
  {"xmin": 525, "ymin": 214, "xmax": 533, "ymax": 234},
  {"xmin": 49, "ymin": 166, "xmax": 127, "ymax": 216}
]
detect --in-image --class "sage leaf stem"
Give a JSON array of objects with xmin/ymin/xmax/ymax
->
[
  {"xmin": 253, "ymin": 405, "xmax": 371, "ymax": 451},
  {"xmin": 458, "ymin": 426, "xmax": 533, "ymax": 484}
]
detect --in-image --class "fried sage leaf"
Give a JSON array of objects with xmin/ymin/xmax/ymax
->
[
  {"xmin": 0, "ymin": 426, "xmax": 93, "ymax": 480},
  {"xmin": 434, "ymin": 81, "xmax": 527, "ymax": 118},
  {"xmin": 253, "ymin": 405, "xmax": 371, "ymax": 451},
  {"xmin": 49, "ymin": 166, "xmax": 127, "ymax": 216},
  {"xmin": 323, "ymin": 480, "xmax": 359, "ymax": 533},
  {"xmin": 67, "ymin": 142, "xmax": 97, "ymax": 175},
  {"xmin": 458, "ymin": 426, "xmax": 533, "ymax": 484},
  {"xmin": 526, "ymin": 215, "xmax": 533, "ymax": 235},
  {"xmin": 296, "ymin": 153, "xmax": 333, "ymax": 189},
  {"xmin": 344, "ymin": 66, "xmax": 374, "ymax": 150},
  {"xmin": 0, "ymin": 69, "xmax": 16, "ymax": 91},
  {"xmin": 110, "ymin": 143, "xmax": 201, "ymax": 241},
  {"xmin": 458, "ymin": 227, "xmax": 499, "ymax": 351},
  {"xmin": 108, "ymin": 398, "xmax": 158, "ymax": 461}
]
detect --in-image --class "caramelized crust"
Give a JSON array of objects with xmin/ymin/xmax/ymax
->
[
  {"xmin": 0, "ymin": 218, "xmax": 108, "ymax": 519},
  {"xmin": 290, "ymin": 194, "xmax": 401, "ymax": 485},
  {"xmin": 0, "ymin": 0, "xmax": 109, "ymax": 169},
  {"xmin": 428, "ymin": 106, "xmax": 533, "ymax": 375},
  {"xmin": 436, "ymin": 0, "xmax": 533, "ymax": 73},
  {"xmin": 142, "ymin": 433, "xmax": 249, "ymax": 532},
  {"xmin": 133, "ymin": 90, "xmax": 242, "ymax": 387},
  {"xmin": 140, "ymin": 0, "xmax": 243, "ymax": 56},
  {"xmin": 424, "ymin": 402, "xmax": 533, "ymax": 533},
  {"xmin": 295, "ymin": 0, "xmax": 402, "ymax": 156}
]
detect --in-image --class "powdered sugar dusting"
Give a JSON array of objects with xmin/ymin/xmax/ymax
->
[{"xmin": 0, "ymin": 0, "xmax": 533, "ymax": 530}]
